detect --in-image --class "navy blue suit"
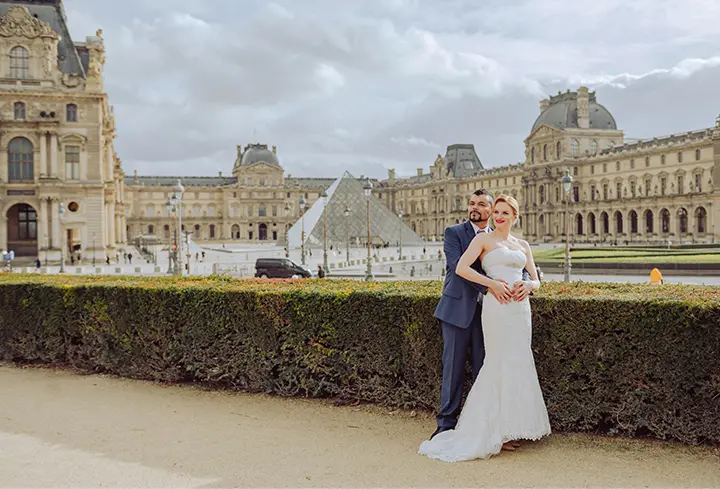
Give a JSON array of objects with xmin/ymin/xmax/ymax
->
[{"xmin": 434, "ymin": 220, "xmax": 487, "ymax": 430}]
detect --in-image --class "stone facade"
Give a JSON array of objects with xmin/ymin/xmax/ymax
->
[
  {"xmin": 376, "ymin": 88, "xmax": 719, "ymax": 244},
  {"xmin": 0, "ymin": 1, "xmax": 124, "ymax": 260}
]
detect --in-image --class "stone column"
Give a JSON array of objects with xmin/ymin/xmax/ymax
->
[
  {"xmin": 49, "ymin": 133, "xmax": 58, "ymax": 177},
  {"xmin": 39, "ymin": 132, "xmax": 47, "ymax": 177},
  {"xmin": 0, "ymin": 216, "xmax": 7, "ymax": 251},
  {"xmin": 39, "ymin": 198, "xmax": 49, "ymax": 249},
  {"xmin": 50, "ymin": 199, "xmax": 60, "ymax": 249},
  {"xmin": 109, "ymin": 202, "xmax": 116, "ymax": 246},
  {"xmin": 106, "ymin": 142, "xmax": 113, "ymax": 181}
]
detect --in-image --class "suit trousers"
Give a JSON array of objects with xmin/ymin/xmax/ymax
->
[{"xmin": 436, "ymin": 302, "xmax": 485, "ymax": 430}]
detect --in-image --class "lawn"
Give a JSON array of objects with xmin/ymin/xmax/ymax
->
[{"xmin": 532, "ymin": 247, "xmax": 720, "ymax": 264}]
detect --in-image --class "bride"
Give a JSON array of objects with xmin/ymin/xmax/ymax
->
[{"xmin": 419, "ymin": 194, "xmax": 551, "ymax": 462}]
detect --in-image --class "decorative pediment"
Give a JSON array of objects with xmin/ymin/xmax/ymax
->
[
  {"xmin": 59, "ymin": 133, "xmax": 87, "ymax": 150},
  {"xmin": 241, "ymin": 162, "xmax": 283, "ymax": 173},
  {"xmin": 525, "ymin": 123, "xmax": 563, "ymax": 143},
  {"xmin": 0, "ymin": 6, "xmax": 58, "ymax": 39}
]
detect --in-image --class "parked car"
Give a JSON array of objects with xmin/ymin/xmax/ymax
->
[{"xmin": 254, "ymin": 258, "xmax": 313, "ymax": 279}]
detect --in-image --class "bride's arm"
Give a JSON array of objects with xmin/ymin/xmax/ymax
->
[
  {"xmin": 513, "ymin": 240, "xmax": 541, "ymax": 301},
  {"xmin": 456, "ymin": 235, "xmax": 512, "ymax": 302}
]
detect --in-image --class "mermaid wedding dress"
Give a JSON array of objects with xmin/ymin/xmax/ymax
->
[{"xmin": 419, "ymin": 248, "xmax": 551, "ymax": 462}]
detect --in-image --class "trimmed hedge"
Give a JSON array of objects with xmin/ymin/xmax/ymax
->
[{"xmin": 0, "ymin": 274, "xmax": 718, "ymax": 445}]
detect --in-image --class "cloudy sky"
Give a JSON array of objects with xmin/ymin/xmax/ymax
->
[{"xmin": 64, "ymin": 0, "xmax": 720, "ymax": 179}]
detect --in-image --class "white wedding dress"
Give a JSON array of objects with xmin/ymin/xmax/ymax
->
[{"xmin": 419, "ymin": 248, "xmax": 551, "ymax": 462}]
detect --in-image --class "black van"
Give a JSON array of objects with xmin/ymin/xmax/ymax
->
[{"xmin": 255, "ymin": 258, "xmax": 312, "ymax": 279}]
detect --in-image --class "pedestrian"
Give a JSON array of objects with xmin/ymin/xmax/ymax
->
[
  {"xmin": 128, "ymin": 253, "xmax": 132, "ymax": 264},
  {"xmin": 317, "ymin": 265, "xmax": 326, "ymax": 278},
  {"xmin": 34, "ymin": 257, "xmax": 41, "ymax": 270},
  {"xmin": 106, "ymin": 256, "xmax": 110, "ymax": 265}
]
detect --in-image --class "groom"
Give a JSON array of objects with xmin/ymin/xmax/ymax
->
[{"xmin": 431, "ymin": 189, "xmax": 529, "ymax": 438}]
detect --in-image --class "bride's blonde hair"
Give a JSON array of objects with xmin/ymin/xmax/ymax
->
[{"xmin": 492, "ymin": 194, "xmax": 520, "ymax": 222}]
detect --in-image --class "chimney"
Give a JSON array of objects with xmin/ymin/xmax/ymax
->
[
  {"xmin": 218, "ymin": 171, "xmax": 222, "ymax": 177},
  {"xmin": 417, "ymin": 168, "xmax": 423, "ymax": 177},
  {"xmin": 272, "ymin": 145, "xmax": 277, "ymax": 154},
  {"xmin": 236, "ymin": 144, "xmax": 242, "ymax": 158},
  {"xmin": 540, "ymin": 98, "xmax": 550, "ymax": 113},
  {"xmin": 388, "ymin": 168, "xmax": 396, "ymax": 181},
  {"xmin": 577, "ymin": 86, "xmax": 590, "ymax": 129}
]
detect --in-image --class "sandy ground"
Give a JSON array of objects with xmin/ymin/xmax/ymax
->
[{"xmin": 0, "ymin": 364, "xmax": 718, "ymax": 488}]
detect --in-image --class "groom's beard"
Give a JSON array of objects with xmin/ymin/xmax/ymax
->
[{"xmin": 469, "ymin": 209, "xmax": 490, "ymax": 226}]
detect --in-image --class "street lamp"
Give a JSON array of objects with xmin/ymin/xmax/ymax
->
[
  {"xmin": 344, "ymin": 205, "xmax": 350, "ymax": 264},
  {"xmin": 284, "ymin": 202, "xmax": 291, "ymax": 258},
  {"xmin": 397, "ymin": 207, "xmax": 404, "ymax": 261},
  {"xmin": 58, "ymin": 202, "xmax": 66, "ymax": 273},
  {"xmin": 165, "ymin": 198, "xmax": 174, "ymax": 274},
  {"xmin": 299, "ymin": 195, "xmax": 307, "ymax": 266},
  {"xmin": 363, "ymin": 178, "xmax": 373, "ymax": 282},
  {"xmin": 174, "ymin": 180, "xmax": 185, "ymax": 276},
  {"xmin": 562, "ymin": 169, "xmax": 573, "ymax": 282},
  {"xmin": 321, "ymin": 189, "xmax": 329, "ymax": 274},
  {"xmin": 92, "ymin": 232, "xmax": 96, "ymax": 266}
]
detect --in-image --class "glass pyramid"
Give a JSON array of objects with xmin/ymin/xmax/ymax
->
[{"xmin": 287, "ymin": 171, "xmax": 426, "ymax": 248}]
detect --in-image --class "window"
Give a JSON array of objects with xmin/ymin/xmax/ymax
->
[
  {"xmin": 530, "ymin": 147, "xmax": 535, "ymax": 163},
  {"xmin": 65, "ymin": 145, "xmax": 80, "ymax": 180},
  {"xmin": 573, "ymin": 186, "xmax": 579, "ymax": 202},
  {"xmin": 602, "ymin": 163, "xmax": 607, "ymax": 173},
  {"xmin": 661, "ymin": 155, "xmax": 666, "ymax": 165},
  {"xmin": 695, "ymin": 149, "xmax": 701, "ymax": 161},
  {"xmin": 677, "ymin": 152, "xmax": 683, "ymax": 163},
  {"xmin": 645, "ymin": 156, "xmax": 650, "ymax": 167},
  {"xmin": 539, "ymin": 185, "xmax": 545, "ymax": 204},
  {"xmin": 208, "ymin": 205, "xmax": 215, "ymax": 217},
  {"xmin": 630, "ymin": 181, "xmax": 636, "ymax": 198},
  {"xmin": 66, "ymin": 104, "xmax": 77, "ymax": 122},
  {"xmin": 571, "ymin": 139, "xmax": 579, "ymax": 157},
  {"xmin": 573, "ymin": 166, "xmax": 578, "ymax": 176},
  {"xmin": 8, "ymin": 137, "xmax": 33, "ymax": 181},
  {"xmin": 660, "ymin": 177, "xmax": 667, "ymax": 196},
  {"xmin": 615, "ymin": 161, "xmax": 620, "ymax": 171},
  {"xmin": 259, "ymin": 176, "xmax": 265, "ymax": 186},
  {"xmin": 209, "ymin": 224, "xmax": 216, "ymax": 238},
  {"xmin": 630, "ymin": 159, "xmax": 635, "ymax": 169},
  {"xmin": 590, "ymin": 140, "xmax": 598, "ymax": 155},
  {"xmin": 695, "ymin": 174, "xmax": 702, "ymax": 192},
  {"xmin": 645, "ymin": 178, "xmax": 651, "ymax": 196},
  {"xmin": 148, "ymin": 225, "xmax": 154, "ymax": 235},
  {"xmin": 13, "ymin": 102, "xmax": 25, "ymax": 120},
  {"xmin": 556, "ymin": 141, "xmax": 561, "ymax": 159},
  {"xmin": 259, "ymin": 204, "xmax": 267, "ymax": 217},
  {"xmin": 17, "ymin": 204, "xmax": 37, "ymax": 239},
  {"xmin": 194, "ymin": 224, "xmax": 201, "ymax": 239},
  {"xmin": 193, "ymin": 205, "xmax": 200, "ymax": 217},
  {"xmin": 616, "ymin": 182, "xmax": 622, "ymax": 198},
  {"xmin": 272, "ymin": 205, "xmax": 277, "ymax": 217},
  {"xmin": 603, "ymin": 184, "xmax": 608, "ymax": 200},
  {"xmin": 146, "ymin": 205, "xmax": 154, "ymax": 217},
  {"xmin": 543, "ymin": 144, "xmax": 547, "ymax": 161},
  {"xmin": 677, "ymin": 176, "xmax": 684, "ymax": 195},
  {"xmin": 591, "ymin": 165, "xmax": 595, "ymax": 175},
  {"xmin": 9, "ymin": 46, "xmax": 29, "ymax": 79},
  {"xmin": 248, "ymin": 205, "xmax": 253, "ymax": 217},
  {"xmin": 591, "ymin": 184, "xmax": 596, "ymax": 201}
]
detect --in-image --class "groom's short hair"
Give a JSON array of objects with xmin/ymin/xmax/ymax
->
[{"xmin": 472, "ymin": 188, "xmax": 493, "ymax": 200}]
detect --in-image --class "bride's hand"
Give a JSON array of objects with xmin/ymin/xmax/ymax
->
[
  {"xmin": 511, "ymin": 280, "xmax": 534, "ymax": 301},
  {"xmin": 489, "ymin": 279, "xmax": 512, "ymax": 304}
]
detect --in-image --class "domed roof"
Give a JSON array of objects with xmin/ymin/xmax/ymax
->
[
  {"xmin": 532, "ymin": 90, "xmax": 617, "ymax": 132},
  {"xmin": 239, "ymin": 144, "xmax": 281, "ymax": 167}
]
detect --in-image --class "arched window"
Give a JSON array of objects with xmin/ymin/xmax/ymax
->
[
  {"xmin": 644, "ymin": 210, "xmax": 654, "ymax": 234},
  {"xmin": 194, "ymin": 224, "xmax": 201, "ymax": 239},
  {"xmin": 66, "ymin": 104, "xmax": 77, "ymax": 122},
  {"xmin": 661, "ymin": 209, "xmax": 670, "ymax": 233},
  {"xmin": 590, "ymin": 140, "xmax": 598, "ymax": 155},
  {"xmin": 601, "ymin": 212, "xmax": 609, "ymax": 234},
  {"xmin": 13, "ymin": 102, "xmax": 25, "ymax": 120},
  {"xmin": 576, "ymin": 214, "xmax": 583, "ymax": 235},
  {"xmin": 678, "ymin": 208, "xmax": 688, "ymax": 234},
  {"xmin": 614, "ymin": 211, "xmax": 623, "ymax": 234},
  {"xmin": 556, "ymin": 141, "xmax": 561, "ymax": 159},
  {"xmin": 148, "ymin": 225, "xmax": 154, "ymax": 235},
  {"xmin": 695, "ymin": 207, "xmax": 707, "ymax": 234},
  {"xmin": 571, "ymin": 139, "xmax": 579, "ymax": 157},
  {"xmin": 661, "ymin": 154, "xmax": 666, "ymax": 165},
  {"xmin": 677, "ymin": 151, "xmax": 683, "ymax": 163},
  {"xmin": 231, "ymin": 224, "xmax": 240, "ymax": 239},
  {"xmin": 588, "ymin": 212, "xmax": 596, "ymax": 234},
  {"xmin": 8, "ymin": 137, "xmax": 33, "ymax": 181},
  {"xmin": 10, "ymin": 46, "xmax": 29, "ymax": 79},
  {"xmin": 209, "ymin": 224, "xmax": 216, "ymax": 238},
  {"xmin": 630, "ymin": 211, "xmax": 638, "ymax": 234},
  {"xmin": 163, "ymin": 224, "xmax": 170, "ymax": 240},
  {"xmin": 695, "ymin": 149, "xmax": 701, "ymax": 161}
]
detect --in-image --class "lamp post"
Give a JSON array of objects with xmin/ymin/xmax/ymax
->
[
  {"xmin": 284, "ymin": 202, "xmax": 291, "ymax": 258},
  {"xmin": 92, "ymin": 232, "xmax": 96, "ymax": 266},
  {"xmin": 184, "ymin": 229, "xmax": 191, "ymax": 275},
  {"xmin": 299, "ymin": 195, "xmax": 307, "ymax": 266},
  {"xmin": 344, "ymin": 205, "xmax": 350, "ymax": 264},
  {"xmin": 397, "ymin": 207, "xmax": 404, "ymax": 261},
  {"xmin": 562, "ymin": 169, "xmax": 573, "ymax": 282},
  {"xmin": 58, "ymin": 202, "xmax": 66, "ymax": 273},
  {"xmin": 363, "ymin": 178, "xmax": 373, "ymax": 282},
  {"xmin": 321, "ymin": 189, "xmax": 329, "ymax": 274},
  {"xmin": 165, "ymin": 180, "xmax": 184, "ymax": 276},
  {"xmin": 165, "ymin": 198, "xmax": 174, "ymax": 274}
]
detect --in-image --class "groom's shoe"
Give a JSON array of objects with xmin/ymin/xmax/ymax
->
[{"xmin": 430, "ymin": 426, "xmax": 453, "ymax": 439}]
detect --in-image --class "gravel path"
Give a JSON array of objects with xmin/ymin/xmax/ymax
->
[{"xmin": 0, "ymin": 364, "xmax": 718, "ymax": 488}]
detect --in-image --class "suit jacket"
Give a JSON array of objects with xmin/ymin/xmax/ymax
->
[{"xmin": 434, "ymin": 221, "xmax": 531, "ymax": 329}]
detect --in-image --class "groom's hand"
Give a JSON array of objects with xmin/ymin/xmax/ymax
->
[{"xmin": 511, "ymin": 280, "xmax": 533, "ymax": 301}]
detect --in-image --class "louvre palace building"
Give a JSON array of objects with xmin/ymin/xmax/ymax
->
[{"xmin": 1, "ymin": 1, "xmax": 718, "ymax": 261}]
